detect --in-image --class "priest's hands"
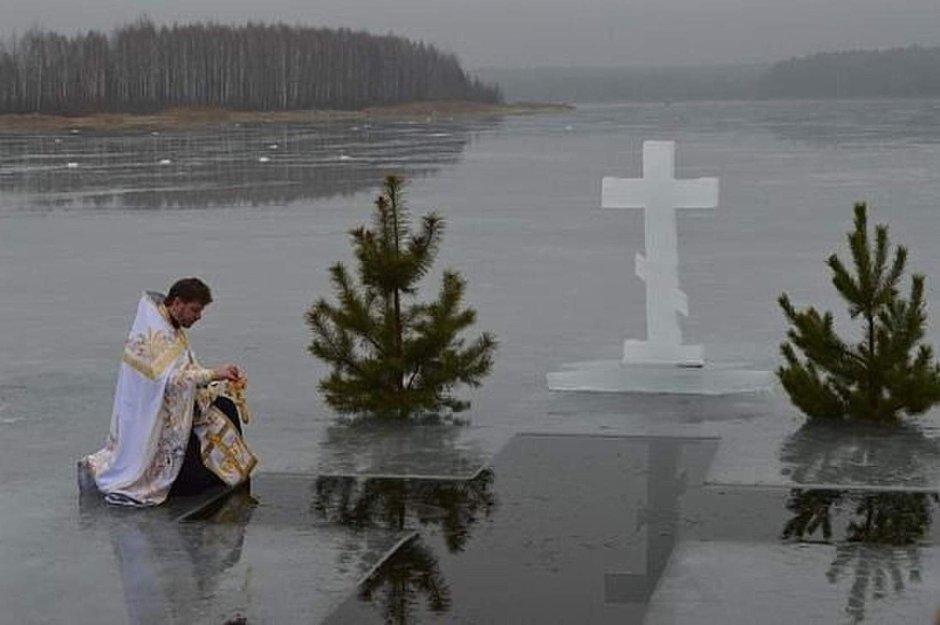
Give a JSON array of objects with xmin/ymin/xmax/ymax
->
[{"xmin": 211, "ymin": 364, "xmax": 242, "ymax": 382}]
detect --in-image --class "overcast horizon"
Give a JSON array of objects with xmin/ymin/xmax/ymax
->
[{"xmin": 3, "ymin": 0, "xmax": 940, "ymax": 70}]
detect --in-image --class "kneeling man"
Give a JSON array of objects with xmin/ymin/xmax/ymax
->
[{"xmin": 80, "ymin": 277, "xmax": 257, "ymax": 506}]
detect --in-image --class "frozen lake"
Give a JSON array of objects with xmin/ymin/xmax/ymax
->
[{"xmin": 5, "ymin": 99, "xmax": 940, "ymax": 622}]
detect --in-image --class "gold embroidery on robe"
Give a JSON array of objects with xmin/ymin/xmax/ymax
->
[
  {"xmin": 194, "ymin": 404, "xmax": 258, "ymax": 487},
  {"xmin": 122, "ymin": 327, "xmax": 186, "ymax": 380}
]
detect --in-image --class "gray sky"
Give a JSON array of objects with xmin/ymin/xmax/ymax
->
[{"xmin": 4, "ymin": 0, "xmax": 940, "ymax": 69}]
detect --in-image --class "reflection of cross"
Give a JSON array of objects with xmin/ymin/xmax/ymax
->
[
  {"xmin": 604, "ymin": 438, "xmax": 687, "ymax": 604},
  {"xmin": 602, "ymin": 141, "xmax": 718, "ymax": 367}
]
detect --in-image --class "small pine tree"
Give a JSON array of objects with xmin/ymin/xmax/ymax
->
[
  {"xmin": 306, "ymin": 175, "xmax": 497, "ymax": 420},
  {"xmin": 778, "ymin": 202, "xmax": 940, "ymax": 423}
]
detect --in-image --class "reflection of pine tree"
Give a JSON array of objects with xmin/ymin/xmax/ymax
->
[
  {"xmin": 782, "ymin": 490, "xmax": 938, "ymax": 623},
  {"xmin": 312, "ymin": 476, "xmax": 362, "ymax": 526},
  {"xmin": 846, "ymin": 492, "xmax": 936, "ymax": 544},
  {"xmin": 410, "ymin": 470, "xmax": 495, "ymax": 552},
  {"xmin": 781, "ymin": 489, "xmax": 844, "ymax": 541},
  {"xmin": 359, "ymin": 538, "xmax": 450, "ymax": 625},
  {"xmin": 314, "ymin": 472, "xmax": 496, "ymax": 621},
  {"xmin": 312, "ymin": 470, "xmax": 496, "ymax": 551},
  {"xmin": 779, "ymin": 420, "xmax": 940, "ymax": 487},
  {"xmin": 826, "ymin": 544, "xmax": 921, "ymax": 624}
]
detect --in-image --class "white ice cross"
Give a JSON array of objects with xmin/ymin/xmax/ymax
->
[{"xmin": 601, "ymin": 141, "xmax": 719, "ymax": 366}]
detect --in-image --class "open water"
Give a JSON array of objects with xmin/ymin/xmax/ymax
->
[{"xmin": 6, "ymin": 99, "xmax": 940, "ymax": 622}]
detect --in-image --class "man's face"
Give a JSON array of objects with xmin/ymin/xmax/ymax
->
[{"xmin": 167, "ymin": 298, "xmax": 206, "ymax": 329}]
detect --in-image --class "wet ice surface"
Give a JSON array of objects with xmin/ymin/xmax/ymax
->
[
  {"xmin": 646, "ymin": 542, "xmax": 940, "ymax": 624},
  {"xmin": 0, "ymin": 121, "xmax": 481, "ymax": 211},
  {"xmin": 707, "ymin": 416, "xmax": 940, "ymax": 490},
  {"xmin": 325, "ymin": 434, "xmax": 719, "ymax": 624},
  {"xmin": 325, "ymin": 435, "xmax": 940, "ymax": 624},
  {"xmin": 7, "ymin": 100, "xmax": 940, "ymax": 622},
  {"xmin": 67, "ymin": 483, "xmax": 408, "ymax": 625}
]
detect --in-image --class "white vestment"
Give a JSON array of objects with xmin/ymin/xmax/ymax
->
[{"xmin": 81, "ymin": 292, "xmax": 257, "ymax": 507}]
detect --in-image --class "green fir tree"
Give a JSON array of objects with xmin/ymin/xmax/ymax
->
[
  {"xmin": 778, "ymin": 202, "xmax": 940, "ymax": 423},
  {"xmin": 306, "ymin": 175, "xmax": 497, "ymax": 420}
]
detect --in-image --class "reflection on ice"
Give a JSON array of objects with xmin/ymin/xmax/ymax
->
[
  {"xmin": 644, "ymin": 540, "xmax": 940, "ymax": 625},
  {"xmin": 356, "ymin": 537, "xmax": 450, "ymax": 625},
  {"xmin": 779, "ymin": 420, "xmax": 940, "ymax": 488},
  {"xmin": 318, "ymin": 419, "xmax": 487, "ymax": 477},
  {"xmin": 313, "ymin": 470, "xmax": 496, "ymax": 552},
  {"xmin": 326, "ymin": 434, "xmax": 717, "ymax": 624},
  {"xmin": 75, "ymin": 476, "xmax": 418, "ymax": 624},
  {"xmin": 782, "ymin": 489, "xmax": 939, "ymax": 544},
  {"xmin": 828, "ymin": 544, "xmax": 924, "ymax": 624},
  {"xmin": 316, "ymin": 472, "xmax": 495, "ymax": 625},
  {"xmin": 783, "ymin": 489, "xmax": 939, "ymax": 623},
  {"xmin": 95, "ymin": 489, "xmax": 256, "ymax": 625},
  {"xmin": 0, "ymin": 119, "xmax": 495, "ymax": 210}
]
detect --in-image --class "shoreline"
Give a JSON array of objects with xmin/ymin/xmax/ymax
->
[{"xmin": 0, "ymin": 101, "xmax": 574, "ymax": 130}]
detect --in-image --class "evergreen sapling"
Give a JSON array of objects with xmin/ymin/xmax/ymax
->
[
  {"xmin": 778, "ymin": 202, "xmax": 940, "ymax": 423},
  {"xmin": 306, "ymin": 175, "xmax": 497, "ymax": 420}
]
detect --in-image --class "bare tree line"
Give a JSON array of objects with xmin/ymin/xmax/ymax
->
[{"xmin": 0, "ymin": 19, "xmax": 501, "ymax": 114}]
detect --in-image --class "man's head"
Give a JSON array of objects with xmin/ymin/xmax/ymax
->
[{"xmin": 165, "ymin": 277, "xmax": 212, "ymax": 329}]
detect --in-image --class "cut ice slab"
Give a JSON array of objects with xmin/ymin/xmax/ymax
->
[
  {"xmin": 705, "ymin": 416, "xmax": 940, "ymax": 490},
  {"xmin": 546, "ymin": 360, "xmax": 773, "ymax": 395},
  {"xmin": 643, "ymin": 541, "xmax": 940, "ymax": 625}
]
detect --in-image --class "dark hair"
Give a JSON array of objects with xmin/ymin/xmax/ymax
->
[{"xmin": 165, "ymin": 277, "xmax": 213, "ymax": 306}]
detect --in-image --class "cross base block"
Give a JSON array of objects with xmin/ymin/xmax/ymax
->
[
  {"xmin": 546, "ymin": 360, "xmax": 773, "ymax": 395},
  {"xmin": 622, "ymin": 340, "xmax": 704, "ymax": 367}
]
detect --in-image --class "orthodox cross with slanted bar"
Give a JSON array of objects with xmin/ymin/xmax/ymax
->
[{"xmin": 601, "ymin": 141, "xmax": 718, "ymax": 367}]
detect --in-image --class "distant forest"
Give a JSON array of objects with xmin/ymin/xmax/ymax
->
[
  {"xmin": 480, "ymin": 46, "xmax": 940, "ymax": 103},
  {"xmin": 0, "ymin": 20, "xmax": 501, "ymax": 115},
  {"xmin": 758, "ymin": 47, "xmax": 940, "ymax": 99}
]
